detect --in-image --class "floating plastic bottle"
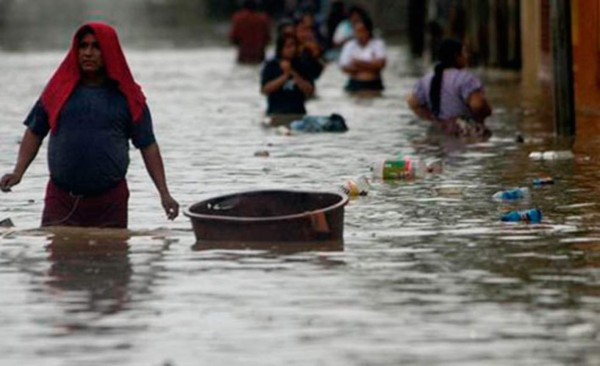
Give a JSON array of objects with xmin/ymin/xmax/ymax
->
[
  {"xmin": 340, "ymin": 175, "xmax": 370, "ymax": 197},
  {"xmin": 532, "ymin": 176, "xmax": 554, "ymax": 186},
  {"xmin": 501, "ymin": 208, "xmax": 542, "ymax": 223},
  {"xmin": 372, "ymin": 156, "xmax": 442, "ymax": 180},
  {"xmin": 529, "ymin": 150, "xmax": 574, "ymax": 160},
  {"xmin": 492, "ymin": 187, "xmax": 529, "ymax": 201}
]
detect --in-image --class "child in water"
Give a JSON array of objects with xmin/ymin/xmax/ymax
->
[{"xmin": 407, "ymin": 38, "xmax": 492, "ymax": 138}]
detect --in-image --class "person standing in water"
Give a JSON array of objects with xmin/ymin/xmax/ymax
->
[
  {"xmin": 407, "ymin": 38, "xmax": 492, "ymax": 138},
  {"xmin": 339, "ymin": 16, "xmax": 387, "ymax": 95},
  {"xmin": 261, "ymin": 35, "xmax": 315, "ymax": 126},
  {"xmin": 229, "ymin": 0, "xmax": 271, "ymax": 64},
  {"xmin": 0, "ymin": 22, "xmax": 179, "ymax": 228}
]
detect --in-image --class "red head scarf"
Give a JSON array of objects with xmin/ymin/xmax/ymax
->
[{"xmin": 41, "ymin": 22, "xmax": 146, "ymax": 132}]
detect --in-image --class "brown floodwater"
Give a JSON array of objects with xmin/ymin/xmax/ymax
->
[{"xmin": 1, "ymin": 46, "xmax": 600, "ymax": 365}]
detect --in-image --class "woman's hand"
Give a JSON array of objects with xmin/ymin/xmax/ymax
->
[
  {"xmin": 467, "ymin": 91, "xmax": 492, "ymax": 123},
  {"xmin": 304, "ymin": 41, "xmax": 321, "ymax": 58},
  {"xmin": 0, "ymin": 173, "xmax": 22, "ymax": 192},
  {"xmin": 406, "ymin": 93, "xmax": 437, "ymax": 122},
  {"xmin": 280, "ymin": 60, "xmax": 292, "ymax": 75},
  {"xmin": 161, "ymin": 193, "xmax": 179, "ymax": 220}
]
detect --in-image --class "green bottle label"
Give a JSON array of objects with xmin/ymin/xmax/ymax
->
[{"xmin": 382, "ymin": 159, "xmax": 411, "ymax": 179}]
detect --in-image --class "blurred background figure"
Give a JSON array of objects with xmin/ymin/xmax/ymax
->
[
  {"xmin": 295, "ymin": 12, "xmax": 326, "ymax": 82},
  {"xmin": 406, "ymin": 38, "xmax": 492, "ymax": 139},
  {"xmin": 293, "ymin": 5, "xmax": 326, "ymax": 52},
  {"xmin": 276, "ymin": 17, "xmax": 296, "ymax": 39},
  {"xmin": 325, "ymin": 0, "xmax": 346, "ymax": 51},
  {"xmin": 329, "ymin": 5, "xmax": 370, "ymax": 61},
  {"xmin": 261, "ymin": 35, "xmax": 314, "ymax": 126},
  {"xmin": 229, "ymin": 0, "xmax": 271, "ymax": 64},
  {"xmin": 339, "ymin": 16, "xmax": 386, "ymax": 96}
]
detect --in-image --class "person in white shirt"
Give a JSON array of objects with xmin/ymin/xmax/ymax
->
[{"xmin": 338, "ymin": 16, "xmax": 386, "ymax": 95}]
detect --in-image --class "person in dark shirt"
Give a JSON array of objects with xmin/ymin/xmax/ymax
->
[
  {"xmin": 229, "ymin": 0, "xmax": 271, "ymax": 64},
  {"xmin": 0, "ymin": 22, "xmax": 179, "ymax": 228},
  {"xmin": 261, "ymin": 35, "xmax": 314, "ymax": 125},
  {"xmin": 325, "ymin": 0, "xmax": 346, "ymax": 50},
  {"xmin": 295, "ymin": 15, "xmax": 326, "ymax": 82}
]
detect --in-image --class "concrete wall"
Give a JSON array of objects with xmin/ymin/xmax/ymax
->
[
  {"xmin": 520, "ymin": 0, "xmax": 543, "ymax": 86},
  {"xmin": 571, "ymin": 0, "xmax": 600, "ymax": 116}
]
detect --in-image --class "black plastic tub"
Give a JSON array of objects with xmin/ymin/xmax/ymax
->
[{"xmin": 184, "ymin": 190, "xmax": 348, "ymax": 245}]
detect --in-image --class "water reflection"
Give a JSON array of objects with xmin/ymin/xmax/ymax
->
[
  {"xmin": 192, "ymin": 239, "xmax": 343, "ymax": 253},
  {"xmin": 44, "ymin": 228, "xmax": 131, "ymax": 315}
]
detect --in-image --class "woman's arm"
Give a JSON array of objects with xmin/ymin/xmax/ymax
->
[
  {"xmin": 467, "ymin": 91, "xmax": 492, "ymax": 123},
  {"xmin": 140, "ymin": 142, "xmax": 179, "ymax": 220},
  {"xmin": 406, "ymin": 93, "xmax": 436, "ymax": 122},
  {"xmin": 261, "ymin": 73, "xmax": 290, "ymax": 95},
  {"xmin": 261, "ymin": 61, "xmax": 292, "ymax": 95},
  {"xmin": 0, "ymin": 128, "xmax": 43, "ymax": 192},
  {"xmin": 290, "ymin": 69, "xmax": 315, "ymax": 97},
  {"xmin": 341, "ymin": 64, "xmax": 358, "ymax": 75},
  {"xmin": 352, "ymin": 58, "xmax": 386, "ymax": 72}
]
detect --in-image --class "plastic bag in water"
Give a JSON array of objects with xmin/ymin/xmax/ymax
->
[{"xmin": 290, "ymin": 114, "xmax": 348, "ymax": 133}]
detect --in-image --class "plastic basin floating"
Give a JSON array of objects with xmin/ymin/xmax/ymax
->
[{"xmin": 184, "ymin": 190, "xmax": 348, "ymax": 245}]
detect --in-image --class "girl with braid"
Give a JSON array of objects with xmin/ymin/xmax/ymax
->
[{"xmin": 407, "ymin": 38, "xmax": 492, "ymax": 138}]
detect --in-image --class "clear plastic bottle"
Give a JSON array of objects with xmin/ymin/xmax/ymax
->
[
  {"xmin": 543, "ymin": 151, "xmax": 574, "ymax": 160},
  {"xmin": 372, "ymin": 156, "xmax": 442, "ymax": 180},
  {"xmin": 340, "ymin": 175, "xmax": 370, "ymax": 197},
  {"xmin": 492, "ymin": 187, "xmax": 530, "ymax": 200},
  {"xmin": 501, "ymin": 208, "xmax": 542, "ymax": 223},
  {"xmin": 529, "ymin": 150, "xmax": 574, "ymax": 160}
]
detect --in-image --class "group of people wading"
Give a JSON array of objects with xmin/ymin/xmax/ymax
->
[
  {"xmin": 230, "ymin": 0, "xmax": 389, "ymax": 125},
  {"xmin": 0, "ymin": 1, "xmax": 492, "ymax": 230},
  {"xmin": 231, "ymin": 0, "xmax": 490, "ymax": 134}
]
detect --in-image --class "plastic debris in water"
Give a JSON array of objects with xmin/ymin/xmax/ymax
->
[
  {"xmin": 254, "ymin": 150, "xmax": 270, "ymax": 157},
  {"xmin": 340, "ymin": 176, "xmax": 370, "ymax": 197},
  {"xmin": 501, "ymin": 209, "xmax": 542, "ymax": 223},
  {"xmin": 492, "ymin": 187, "xmax": 530, "ymax": 201},
  {"xmin": 0, "ymin": 218, "xmax": 14, "ymax": 228},
  {"xmin": 372, "ymin": 156, "xmax": 442, "ymax": 180},
  {"xmin": 529, "ymin": 150, "xmax": 574, "ymax": 160},
  {"xmin": 533, "ymin": 176, "xmax": 554, "ymax": 186}
]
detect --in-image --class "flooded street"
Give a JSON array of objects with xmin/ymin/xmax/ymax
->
[{"xmin": 1, "ymin": 46, "xmax": 600, "ymax": 365}]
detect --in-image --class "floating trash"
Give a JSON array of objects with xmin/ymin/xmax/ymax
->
[
  {"xmin": 492, "ymin": 187, "xmax": 529, "ymax": 201},
  {"xmin": 529, "ymin": 151, "xmax": 574, "ymax": 160},
  {"xmin": 340, "ymin": 176, "xmax": 370, "ymax": 197},
  {"xmin": 0, "ymin": 218, "xmax": 14, "ymax": 228},
  {"xmin": 254, "ymin": 150, "xmax": 270, "ymax": 157},
  {"xmin": 533, "ymin": 176, "xmax": 554, "ymax": 186},
  {"xmin": 501, "ymin": 209, "xmax": 542, "ymax": 223}
]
